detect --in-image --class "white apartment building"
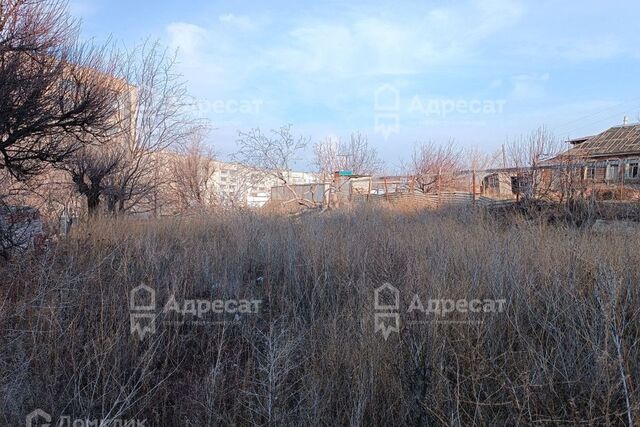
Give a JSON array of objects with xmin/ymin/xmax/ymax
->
[{"xmin": 212, "ymin": 161, "xmax": 318, "ymax": 207}]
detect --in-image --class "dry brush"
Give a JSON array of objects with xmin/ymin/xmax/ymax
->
[{"xmin": 0, "ymin": 207, "xmax": 639, "ymax": 425}]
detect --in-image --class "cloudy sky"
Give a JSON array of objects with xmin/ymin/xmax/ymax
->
[{"xmin": 73, "ymin": 0, "xmax": 640, "ymax": 171}]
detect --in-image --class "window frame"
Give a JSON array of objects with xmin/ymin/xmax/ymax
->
[
  {"xmin": 625, "ymin": 159, "xmax": 639, "ymax": 179},
  {"xmin": 606, "ymin": 161, "xmax": 620, "ymax": 181}
]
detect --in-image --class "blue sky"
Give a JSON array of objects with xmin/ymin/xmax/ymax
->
[{"xmin": 73, "ymin": 0, "xmax": 640, "ymax": 171}]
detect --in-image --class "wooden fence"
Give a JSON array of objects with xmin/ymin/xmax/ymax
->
[{"xmin": 352, "ymin": 191, "xmax": 515, "ymax": 209}]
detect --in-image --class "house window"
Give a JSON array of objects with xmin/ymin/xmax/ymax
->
[
  {"xmin": 626, "ymin": 160, "xmax": 639, "ymax": 179},
  {"xmin": 586, "ymin": 164, "xmax": 596, "ymax": 180},
  {"xmin": 606, "ymin": 161, "xmax": 619, "ymax": 180}
]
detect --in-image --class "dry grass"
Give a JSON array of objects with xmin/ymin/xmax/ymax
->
[{"xmin": 1, "ymin": 206, "xmax": 639, "ymax": 425}]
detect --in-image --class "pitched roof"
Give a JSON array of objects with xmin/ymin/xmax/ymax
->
[
  {"xmin": 567, "ymin": 136, "xmax": 593, "ymax": 145},
  {"xmin": 567, "ymin": 124, "xmax": 640, "ymax": 157}
]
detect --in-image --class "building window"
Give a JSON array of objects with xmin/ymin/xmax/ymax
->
[
  {"xmin": 606, "ymin": 161, "xmax": 619, "ymax": 180},
  {"xmin": 586, "ymin": 164, "xmax": 596, "ymax": 180},
  {"xmin": 626, "ymin": 160, "xmax": 639, "ymax": 179}
]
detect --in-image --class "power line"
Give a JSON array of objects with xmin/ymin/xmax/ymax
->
[
  {"xmin": 560, "ymin": 107, "xmax": 640, "ymax": 138},
  {"xmin": 554, "ymin": 97, "xmax": 640, "ymax": 136}
]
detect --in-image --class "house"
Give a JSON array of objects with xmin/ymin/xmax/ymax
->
[{"xmin": 564, "ymin": 123, "xmax": 640, "ymax": 185}]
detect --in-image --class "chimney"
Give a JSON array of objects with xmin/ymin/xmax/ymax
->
[{"xmin": 623, "ymin": 115, "xmax": 629, "ymax": 125}]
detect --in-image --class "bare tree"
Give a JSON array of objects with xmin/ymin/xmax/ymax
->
[
  {"xmin": 0, "ymin": 0, "xmax": 122, "ymax": 180},
  {"xmin": 313, "ymin": 133, "xmax": 383, "ymax": 179},
  {"xmin": 61, "ymin": 40, "xmax": 201, "ymax": 214},
  {"xmin": 106, "ymin": 40, "xmax": 201, "ymax": 213},
  {"xmin": 235, "ymin": 125, "xmax": 308, "ymax": 184},
  {"xmin": 506, "ymin": 126, "xmax": 563, "ymax": 199},
  {"xmin": 505, "ymin": 126, "xmax": 561, "ymax": 170},
  {"xmin": 215, "ymin": 165, "xmax": 265, "ymax": 208},
  {"xmin": 62, "ymin": 142, "xmax": 124, "ymax": 213},
  {"xmin": 464, "ymin": 147, "xmax": 501, "ymax": 172},
  {"xmin": 235, "ymin": 125, "xmax": 313, "ymax": 206},
  {"xmin": 167, "ymin": 133, "xmax": 217, "ymax": 212},
  {"xmin": 411, "ymin": 141, "xmax": 464, "ymax": 193}
]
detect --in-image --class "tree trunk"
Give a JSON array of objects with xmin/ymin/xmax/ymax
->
[{"xmin": 87, "ymin": 191, "xmax": 100, "ymax": 215}]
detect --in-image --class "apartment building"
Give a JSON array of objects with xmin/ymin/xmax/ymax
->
[{"xmin": 212, "ymin": 161, "xmax": 318, "ymax": 207}]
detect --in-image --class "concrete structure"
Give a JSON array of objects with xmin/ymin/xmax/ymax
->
[{"xmin": 482, "ymin": 172, "xmax": 514, "ymax": 198}]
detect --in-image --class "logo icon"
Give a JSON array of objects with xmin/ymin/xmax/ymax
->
[
  {"xmin": 374, "ymin": 84, "xmax": 400, "ymax": 139},
  {"xmin": 26, "ymin": 409, "xmax": 51, "ymax": 427},
  {"xmin": 374, "ymin": 283, "xmax": 400, "ymax": 340},
  {"xmin": 130, "ymin": 284, "xmax": 156, "ymax": 339}
]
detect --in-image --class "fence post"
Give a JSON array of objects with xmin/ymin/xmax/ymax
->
[
  {"xmin": 620, "ymin": 159, "xmax": 625, "ymax": 199},
  {"xmin": 384, "ymin": 177, "xmax": 389, "ymax": 202},
  {"xmin": 472, "ymin": 169, "xmax": 477, "ymax": 206},
  {"xmin": 437, "ymin": 168, "xmax": 441, "ymax": 208}
]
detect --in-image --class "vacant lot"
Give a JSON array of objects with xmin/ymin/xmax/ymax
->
[{"xmin": 1, "ymin": 206, "xmax": 639, "ymax": 425}]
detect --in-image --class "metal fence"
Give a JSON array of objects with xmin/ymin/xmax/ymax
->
[
  {"xmin": 270, "ymin": 178, "xmax": 519, "ymax": 209},
  {"xmin": 271, "ymin": 184, "xmax": 326, "ymax": 204}
]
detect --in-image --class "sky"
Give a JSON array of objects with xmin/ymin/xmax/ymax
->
[{"xmin": 72, "ymin": 0, "xmax": 640, "ymax": 172}]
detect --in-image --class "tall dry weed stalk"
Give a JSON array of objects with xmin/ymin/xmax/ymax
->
[{"xmin": 1, "ymin": 206, "xmax": 638, "ymax": 425}]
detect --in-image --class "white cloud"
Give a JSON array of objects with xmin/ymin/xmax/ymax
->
[
  {"xmin": 472, "ymin": 0, "xmax": 525, "ymax": 37},
  {"xmin": 70, "ymin": 0, "xmax": 98, "ymax": 19},
  {"xmin": 166, "ymin": 22, "xmax": 208, "ymax": 59},
  {"xmin": 510, "ymin": 73, "xmax": 550, "ymax": 100},
  {"xmin": 166, "ymin": 22, "xmax": 240, "ymax": 96},
  {"xmin": 264, "ymin": 0, "xmax": 525, "ymax": 78},
  {"xmin": 517, "ymin": 36, "xmax": 629, "ymax": 62},
  {"xmin": 560, "ymin": 38, "xmax": 627, "ymax": 61},
  {"xmin": 218, "ymin": 13, "xmax": 255, "ymax": 31},
  {"xmin": 166, "ymin": 0, "xmax": 527, "ymax": 89},
  {"xmin": 162, "ymin": 0, "xmax": 529, "ymax": 138}
]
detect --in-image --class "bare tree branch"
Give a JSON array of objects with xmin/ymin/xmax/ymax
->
[
  {"xmin": 313, "ymin": 132, "xmax": 383, "ymax": 179},
  {"xmin": 411, "ymin": 141, "xmax": 463, "ymax": 193},
  {"xmin": 0, "ymin": 0, "xmax": 123, "ymax": 179}
]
